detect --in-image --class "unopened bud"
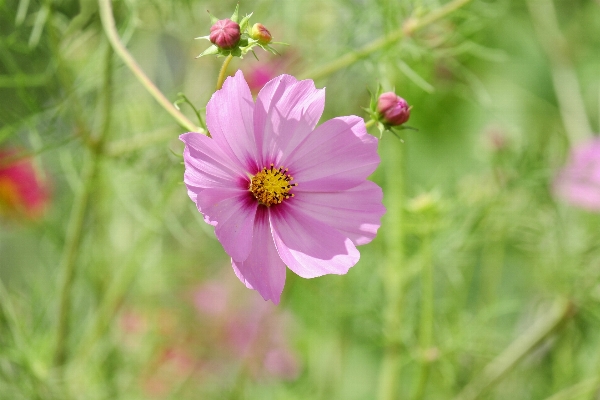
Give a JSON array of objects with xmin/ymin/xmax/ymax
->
[
  {"xmin": 209, "ymin": 19, "xmax": 241, "ymax": 49},
  {"xmin": 377, "ymin": 92, "xmax": 410, "ymax": 126},
  {"xmin": 250, "ymin": 23, "xmax": 272, "ymax": 45}
]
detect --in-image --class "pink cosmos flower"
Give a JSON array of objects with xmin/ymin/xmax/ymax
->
[
  {"xmin": 180, "ymin": 70, "xmax": 385, "ymax": 304},
  {"xmin": 553, "ymin": 138, "xmax": 600, "ymax": 212}
]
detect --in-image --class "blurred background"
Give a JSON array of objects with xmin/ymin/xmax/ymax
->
[{"xmin": 1, "ymin": 0, "xmax": 600, "ymax": 398}]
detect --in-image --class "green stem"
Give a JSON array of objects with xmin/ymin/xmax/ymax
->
[
  {"xmin": 542, "ymin": 377, "xmax": 600, "ymax": 400},
  {"xmin": 480, "ymin": 233, "xmax": 505, "ymax": 307},
  {"xmin": 526, "ymin": 0, "xmax": 592, "ymax": 144},
  {"xmin": 53, "ymin": 45, "xmax": 114, "ymax": 368},
  {"xmin": 365, "ymin": 119, "xmax": 376, "ymax": 129},
  {"xmin": 455, "ymin": 299, "xmax": 576, "ymax": 400},
  {"xmin": 300, "ymin": 0, "xmax": 475, "ymax": 81},
  {"xmin": 413, "ymin": 233, "xmax": 434, "ymax": 400},
  {"xmin": 97, "ymin": 0, "xmax": 202, "ymax": 133},
  {"xmin": 53, "ymin": 153, "xmax": 98, "ymax": 367},
  {"xmin": 216, "ymin": 54, "xmax": 234, "ymax": 90},
  {"xmin": 74, "ymin": 232, "xmax": 153, "ymax": 363},
  {"xmin": 378, "ymin": 139, "xmax": 405, "ymax": 400},
  {"xmin": 105, "ymin": 125, "xmax": 177, "ymax": 157}
]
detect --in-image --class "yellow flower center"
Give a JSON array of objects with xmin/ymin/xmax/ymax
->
[{"xmin": 249, "ymin": 164, "xmax": 297, "ymax": 206}]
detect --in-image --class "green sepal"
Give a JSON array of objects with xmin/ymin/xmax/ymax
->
[
  {"xmin": 207, "ymin": 11, "xmax": 218, "ymax": 24},
  {"xmin": 239, "ymin": 13, "xmax": 253, "ymax": 31},
  {"xmin": 230, "ymin": 47, "xmax": 242, "ymax": 57},
  {"xmin": 230, "ymin": 3, "xmax": 239, "ymax": 23},
  {"xmin": 377, "ymin": 122, "xmax": 386, "ymax": 138},
  {"xmin": 367, "ymin": 87, "xmax": 376, "ymax": 111},
  {"xmin": 196, "ymin": 45, "xmax": 219, "ymax": 58}
]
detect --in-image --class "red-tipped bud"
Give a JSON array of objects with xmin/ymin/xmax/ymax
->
[
  {"xmin": 209, "ymin": 19, "xmax": 241, "ymax": 49},
  {"xmin": 250, "ymin": 23, "xmax": 272, "ymax": 45},
  {"xmin": 377, "ymin": 92, "xmax": 411, "ymax": 126}
]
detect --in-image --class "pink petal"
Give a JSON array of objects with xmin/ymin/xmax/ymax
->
[
  {"xmin": 554, "ymin": 178, "xmax": 600, "ymax": 211},
  {"xmin": 197, "ymin": 188, "xmax": 258, "ymax": 262},
  {"xmin": 254, "ymin": 75, "xmax": 325, "ymax": 167},
  {"xmin": 180, "ymin": 132, "xmax": 248, "ymax": 189},
  {"xmin": 552, "ymin": 138, "xmax": 600, "ymax": 212},
  {"xmin": 269, "ymin": 204, "xmax": 360, "ymax": 278},
  {"xmin": 232, "ymin": 207, "xmax": 286, "ymax": 303},
  {"xmin": 285, "ymin": 116, "xmax": 380, "ymax": 192},
  {"xmin": 291, "ymin": 181, "xmax": 385, "ymax": 245},
  {"xmin": 206, "ymin": 70, "xmax": 259, "ymax": 172}
]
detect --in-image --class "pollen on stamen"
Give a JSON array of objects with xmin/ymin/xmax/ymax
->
[{"xmin": 249, "ymin": 164, "xmax": 297, "ymax": 207}]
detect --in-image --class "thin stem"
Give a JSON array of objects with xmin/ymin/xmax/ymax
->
[
  {"xmin": 53, "ymin": 45, "xmax": 114, "ymax": 368},
  {"xmin": 105, "ymin": 125, "xmax": 176, "ymax": 157},
  {"xmin": 98, "ymin": 0, "xmax": 203, "ymax": 133},
  {"xmin": 455, "ymin": 299, "xmax": 576, "ymax": 400},
  {"xmin": 216, "ymin": 54, "xmax": 234, "ymax": 90},
  {"xmin": 413, "ymin": 233, "xmax": 434, "ymax": 400},
  {"xmin": 378, "ymin": 139, "xmax": 405, "ymax": 400},
  {"xmin": 480, "ymin": 232, "xmax": 505, "ymax": 307},
  {"xmin": 542, "ymin": 377, "xmax": 600, "ymax": 400},
  {"xmin": 526, "ymin": 0, "xmax": 592, "ymax": 144},
  {"xmin": 365, "ymin": 119, "xmax": 376, "ymax": 129},
  {"xmin": 53, "ymin": 154, "xmax": 96, "ymax": 367},
  {"xmin": 74, "ymin": 232, "xmax": 153, "ymax": 363},
  {"xmin": 300, "ymin": 0, "xmax": 475, "ymax": 81}
]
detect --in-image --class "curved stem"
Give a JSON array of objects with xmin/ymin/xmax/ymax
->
[
  {"xmin": 216, "ymin": 54, "xmax": 234, "ymax": 90},
  {"xmin": 98, "ymin": 0, "xmax": 203, "ymax": 133},
  {"xmin": 365, "ymin": 119, "xmax": 376, "ymax": 129},
  {"xmin": 300, "ymin": 0, "xmax": 475, "ymax": 81}
]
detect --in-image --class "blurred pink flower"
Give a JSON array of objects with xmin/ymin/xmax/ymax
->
[
  {"xmin": 246, "ymin": 64, "xmax": 278, "ymax": 94},
  {"xmin": 120, "ymin": 310, "xmax": 146, "ymax": 335},
  {"xmin": 264, "ymin": 348, "xmax": 300, "ymax": 380},
  {"xmin": 192, "ymin": 274, "xmax": 300, "ymax": 381},
  {"xmin": 553, "ymin": 138, "xmax": 600, "ymax": 212},
  {"xmin": 0, "ymin": 148, "xmax": 49, "ymax": 219},
  {"xmin": 192, "ymin": 281, "xmax": 230, "ymax": 316},
  {"xmin": 243, "ymin": 52, "xmax": 298, "ymax": 94},
  {"xmin": 143, "ymin": 346, "xmax": 199, "ymax": 397},
  {"xmin": 180, "ymin": 70, "xmax": 385, "ymax": 304}
]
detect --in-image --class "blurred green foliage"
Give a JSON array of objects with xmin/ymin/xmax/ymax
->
[{"xmin": 1, "ymin": 0, "xmax": 600, "ymax": 399}]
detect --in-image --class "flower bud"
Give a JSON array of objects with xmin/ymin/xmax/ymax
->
[
  {"xmin": 209, "ymin": 19, "xmax": 241, "ymax": 49},
  {"xmin": 250, "ymin": 23, "xmax": 272, "ymax": 45},
  {"xmin": 377, "ymin": 92, "xmax": 410, "ymax": 126}
]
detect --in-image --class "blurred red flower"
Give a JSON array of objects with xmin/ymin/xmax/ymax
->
[{"xmin": 0, "ymin": 148, "xmax": 49, "ymax": 219}]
